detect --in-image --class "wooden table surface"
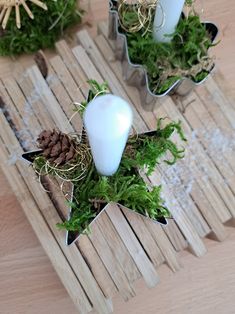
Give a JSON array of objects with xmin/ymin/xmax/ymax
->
[{"xmin": 1, "ymin": 1, "xmax": 235, "ymax": 313}]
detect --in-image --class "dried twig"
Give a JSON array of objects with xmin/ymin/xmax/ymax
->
[{"xmin": 118, "ymin": 0, "xmax": 159, "ymax": 35}]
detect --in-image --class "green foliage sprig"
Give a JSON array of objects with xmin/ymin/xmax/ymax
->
[
  {"xmin": 33, "ymin": 80, "xmax": 187, "ymax": 233},
  {"xmin": 56, "ymin": 162, "xmax": 169, "ymax": 233},
  {"xmin": 119, "ymin": 7, "xmax": 215, "ymax": 94},
  {"xmin": 124, "ymin": 118, "xmax": 187, "ymax": 175},
  {"xmin": 0, "ymin": 0, "xmax": 83, "ymax": 56}
]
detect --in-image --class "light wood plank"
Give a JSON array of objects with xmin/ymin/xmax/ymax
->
[
  {"xmin": 121, "ymin": 205, "xmax": 166, "ymax": 268},
  {"xmin": 77, "ymin": 235, "xmax": 118, "ymax": 299},
  {"xmin": 204, "ymin": 75, "xmax": 235, "ymax": 128},
  {"xmin": 159, "ymin": 162, "xmax": 211, "ymax": 238},
  {"xmin": 50, "ymin": 55, "xmax": 84, "ymax": 103},
  {"xmin": 196, "ymin": 81, "xmax": 235, "ymax": 133},
  {"xmin": 26, "ymin": 66, "xmax": 74, "ymax": 134},
  {"xmin": 154, "ymin": 105, "xmax": 228, "ymax": 241},
  {"xmin": 183, "ymin": 98, "xmax": 235, "ymax": 196},
  {"xmin": 148, "ymin": 170, "xmax": 207, "ymax": 257},
  {"xmin": 55, "ymin": 40, "xmax": 90, "ymax": 97},
  {"xmin": 190, "ymin": 181, "xmax": 228, "ymax": 241},
  {"xmin": 161, "ymin": 97, "xmax": 235, "ymax": 220},
  {"xmin": 190, "ymin": 92, "xmax": 235, "ymax": 172},
  {"xmin": 88, "ymin": 221, "xmax": 136, "ymax": 301},
  {"xmin": 49, "ymin": 55, "xmax": 83, "ymax": 133},
  {"xmin": 0, "ymin": 79, "xmax": 34, "ymax": 150},
  {"xmin": 97, "ymin": 212, "xmax": 140, "ymax": 283},
  {"xmin": 213, "ymin": 70, "xmax": 235, "ymax": 109},
  {"xmin": 15, "ymin": 68, "xmax": 57, "ymax": 131},
  {"xmin": 142, "ymin": 217, "xmax": 182, "ymax": 272},
  {"xmin": 98, "ymin": 20, "xmax": 115, "ymax": 50},
  {"xmin": 121, "ymin": 205, "xmax": 181, "ymax": 272},
  {"xmin": 163, "ymin": 219, "xmax": 188, "ymax": 252},
  {"xmin": 46, "ymin": 61, "xmax": 83, "ymax": 133},
  {"xmin": 138, "ymin": 170, "xmax": 188, "ymax": 253},
  {"xmin": 181, "ymin": 94, "xmax": 234, "ymax": 176},
  {"xmin": 159, "ymin": 152, "xmax": 227, "ymax": 241},
  {"xmin": 106, "ymin": 203, "xmax": 160, "ymax": 288},
  {"xmin": 2, "ymin": 77, "xmax": 41, "ymax": 142},
  {"xmin": 72, "ymin": 45, "xmax": 104, "ymax": 85}
]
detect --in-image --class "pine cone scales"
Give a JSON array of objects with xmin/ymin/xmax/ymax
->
[{"xmin": 37, "ymin": 130, "xmax": 77, "ymax": 166}]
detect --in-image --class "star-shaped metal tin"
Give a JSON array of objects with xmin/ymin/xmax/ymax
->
[
  {"xmin": 109, "ymin": 0, "xmax": 218, "ymax": 110},
  {"xmin": 22, "ymin": 128, "xmax": 168, "ymax": 246}
]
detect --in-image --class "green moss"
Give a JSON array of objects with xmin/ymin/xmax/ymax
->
[
  {"xmin": 124, "ymin": 119, "xmax": 186, "ymax": 175},
  {"xmin": 0, "ymin": 0, "xmax": 82, "ymax": 56},
  {"xmin": 121, "ymin": 12, "xmax": 215, "ymax": 94},
  {"xmin": 56, "ymin": 161, "xmax": 168, "ymax": 233}
]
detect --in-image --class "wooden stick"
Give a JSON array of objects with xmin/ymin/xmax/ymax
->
[
  {"xmin": 88, "ymin": 221, "xmax": 136, "ymax": 301},
  {"xmin": 163, "ymin": 219, "xmax": 188, "ymax": 252},
  {"xmin": 2, "ymin": 76, "xmax": 41, "ymax": 144},
  {"xmin": 55, "ymin": 40, "xmax": 90, "ymax": 98},
  {"xmin": 14, "ymin": 68, "xmax": 57, "ymax": 131},
  {"xmin": 2, "ymin": 6, "xmax": 11, "ymax": 29},
  {"xmin": 29, "ymin": 0, "xmax": 47, "ymax": 10},
  {"xmin": 148, "ymin": 169, "xmax": 207, "ymax": 257},
  {"xmin": 26, "ymin": 65, "xmax": 74, "ymax": 134},
  {"xmin": 121, "ymin": 205, "xmax": 166, "ymax": 267},
  {"xmin": 46, "ymin": 60, "xmax": 83, "ymax": 134},
  {"xmin": 96, "ymin": 211, "xmax": 141, "ymax": 283},
  {"xmin": 160, "ymin": 96, "xmax": 235, "ymax": 220},
  {"xmin": 106, "ymin": 203, "xmax": 160, "ymax": 288},
  {"xmin": 0, "ymin": 7, "xmax": 7, "ymax": 23},
  {"xmin": 142, "ymin": 215, "xmax": 182, "ymax": 272},
  {"xmin": 77, "ymin": 235, "xmax": 118, "ymax": 299},
  {"xmin": 21, "ymin": 0, "xmax": 34, "ymax": 19},
  {"xmin": 15, "ymin": 2, "xmax": 21, "ymax": 28}
]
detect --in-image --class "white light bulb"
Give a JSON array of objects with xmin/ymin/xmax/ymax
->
[{"xmin": 83, "ymin": 94, "xmax": 133, "ymax": 176}]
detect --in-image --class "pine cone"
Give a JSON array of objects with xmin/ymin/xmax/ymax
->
[{"xmin": 37, "ymin": 130, "xmax": 77, "ymax": 166}]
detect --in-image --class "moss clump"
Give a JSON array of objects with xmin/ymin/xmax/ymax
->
[
  {"xmin": 118, "ymin": 6, "xmax": 215, "ymax": 94},
  {"xmin": 57, "ymin": 163, "xmax": 168, "ymax": 233},
  {"xmin": 0, "ymin": 0, "xmax": 82, "ymax": 56}
]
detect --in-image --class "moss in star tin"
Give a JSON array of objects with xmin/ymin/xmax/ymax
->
[
  {"xmin": 117, "ymin": 2, "xmax": 216, "ymax": 94},
  {"xmin": 33, "ymin": 80, "xmax": 187, "ymax": 233}
]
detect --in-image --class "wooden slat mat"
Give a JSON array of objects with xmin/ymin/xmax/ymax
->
[{"xmin": 0, "ymin": 22, "xmax": 235, "ymax": 314}]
